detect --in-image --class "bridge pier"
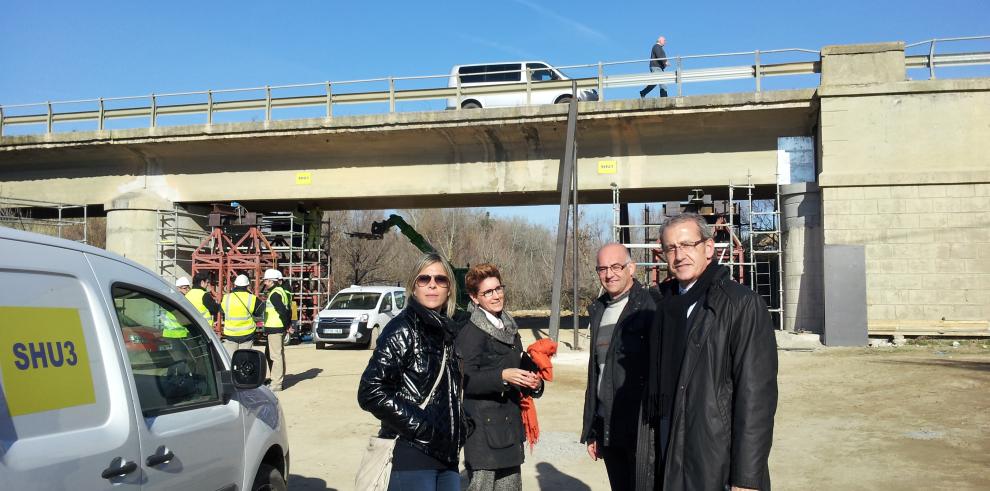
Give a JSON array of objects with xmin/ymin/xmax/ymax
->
[
  {"xmin": 782, "ymin": 182, "xmax": 824, "ymax": 334},
  {"xmin": 105, "ymin": 190, "xmax": 172, "ymax": 273}
]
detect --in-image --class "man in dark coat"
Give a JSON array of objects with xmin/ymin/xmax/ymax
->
[
  {"xmin": 581, "ymin": 243, "xmax": 657, "ymax": 491},
  {"xmin": 637, "ymin": 213, "xmax": 778, "ymax": 491},
  {"xmin": 640, "ymin": 35, "xmax": 669, "ymax": 98}
]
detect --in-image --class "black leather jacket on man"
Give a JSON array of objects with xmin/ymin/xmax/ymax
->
[
  {"xmin": 357, "ymin": 297, "xmax": 465, "ymax": 465},
  {"xmin": 638, "ymin": 266, "xmax": 778, "ymax": 491},
  {"xmin": 580, "ymin": 279, "xmax": 657, "ymax": 447}
]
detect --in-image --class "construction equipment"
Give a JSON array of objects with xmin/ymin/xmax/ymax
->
[{"xmin": 350, "ymin": 214, "xmax": 469, "ymax": 309}]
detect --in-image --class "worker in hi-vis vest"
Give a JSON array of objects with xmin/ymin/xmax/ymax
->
[
  {"xmin": 185, "ymin": 272, "xmax": 221, "ymax": 328},
  {"xmin": 262, "ymin": 268, "xmax": 291, "ymax": 391},
  {"xmin": 221, "ymin": 274, "xmax": 265, "ymax": 355}
]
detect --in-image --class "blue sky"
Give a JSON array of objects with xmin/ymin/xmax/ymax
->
[{"xmin": 2, "ymin": 0, "xmax": 988, "ymax": 226}]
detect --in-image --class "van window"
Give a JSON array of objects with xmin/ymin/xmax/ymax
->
[
  {"xmin": 527, "ymin": 62, "xmax": 560, "ymax": 82},
  {"xmin": 380, "ymin": 293, "xmax": 392, "ymax": 312},
  {"xmin": 328, "ymin": 292, "xmax": 380, "ymax": 310},
  {"xmin": 394, "ymin": 291, "xmax": 406, "ymax": 309},
  {"xmin": 459, "ymin": 64, "xmax": 522, "ymax": 83},
  {"xmin": 112, "ymin": 286, "xmax": 220, "ymax": 416}
]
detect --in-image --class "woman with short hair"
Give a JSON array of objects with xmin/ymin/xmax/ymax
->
[
  {"xmin": 358, "ymin": 252, "xmax": 465, "ymax": 491},
  {"xmin": 455, "ymin": 263, "xmax": 542, "ymax": 491}
]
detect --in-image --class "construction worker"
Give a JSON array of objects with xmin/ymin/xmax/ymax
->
[
  {"xmin": 175, "ymin": 276, "xmax": 192, "ymax": 295},
  {"xmin": 221, "ymin": 274, "xmax": 265, "ymax": 355},
  {"xmin": 186, "ymin": 272, "xmax": 221, "ymax": 327},
  {"xmin": 160, "ymin": 308, "xmax": 190, "ymax": 339},
  {"xmin": 262, "ymin": 269, "xmax": 291, "ymax": 391}
]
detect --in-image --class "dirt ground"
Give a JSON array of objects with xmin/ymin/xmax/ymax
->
[{"xmin": 275, "ymin": 329, "xmax": 990, "ymax": 491}]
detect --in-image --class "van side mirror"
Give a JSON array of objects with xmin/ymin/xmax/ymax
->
[{"xmin": 231, "ymin": 349, "xmax": 267, "ymax": 389}]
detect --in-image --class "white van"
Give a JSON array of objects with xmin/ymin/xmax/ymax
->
[
  {"xmin": 446, "ymin": 61, "xmax": 599, "ymax": 109},
  {"xmin": 0, "ymin": 227, "xmax": 289, "ymax": 490},
  {"xmin": 313, "ymin": 285, "xmax": 405, "ymax": 349}
]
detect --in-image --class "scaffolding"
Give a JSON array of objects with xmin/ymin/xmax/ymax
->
[
  {"xmin": 612, "ymin": 179, "xmax": 785, "ymax": 330},
  {"xmin": 262, "ymin": 211, "xmax": 331, "ymax": 337},
  {"xmin": 156, "ymin": 206, "xmax": 210, "ymax": 283},
  {"xmin": 0, "ymin": 197, "xmax": 88, "ymax": 243}
]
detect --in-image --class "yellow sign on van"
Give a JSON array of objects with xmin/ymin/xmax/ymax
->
[
  {"xmin": 0, "ymin": 307, "xmax": 95, "ymax": 416},
  {"xmin": 597, "ymin": 160, "xmax": 617, "ymax": 174},
  {"xmin": 295, "ymin": 172, "xmax": 313, "ymax": 185}
]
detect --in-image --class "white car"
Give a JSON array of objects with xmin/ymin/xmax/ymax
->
[
  {"xmin": 313, "ymin": 285, "xmax": 405, "ymax": 349},
  {"xmin": 0, "ymin": 227, "xmax": 289, "ymax": 490},
  {"xmin": 447, "ymin": 61, "xmax": 599, "ymax": 109}
]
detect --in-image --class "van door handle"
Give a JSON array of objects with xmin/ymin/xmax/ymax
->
[
  {"xmin": 145, "ymin": 448, "xmax": 175, "ymax": 466},
  {"xmin": 101, "ymin": 459, "xmax": 138, "ymax": 479}
]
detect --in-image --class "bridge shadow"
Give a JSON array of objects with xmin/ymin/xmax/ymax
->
[
  {"xmin": 535, "ymin": 462, "xmax": 592, "ymax": 490},
  {"xmin": 282, "ymin": 368, "xmax": 323, "ymax": 390},
  {"xmin": 515, "ymin": 315, "xmax": 589, "ymax": 350},
  {"xmin": 874, "ymin": 358, "xmax": 990, "ymax": 373},
  {"xmin": 287, "ymin": 474, "xmax": 337, "ymax": 491}
]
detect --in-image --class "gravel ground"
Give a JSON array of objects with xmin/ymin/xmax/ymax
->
[{"xmin": 275, "ymin": 329, "xmax": 990, "ymax": 490}]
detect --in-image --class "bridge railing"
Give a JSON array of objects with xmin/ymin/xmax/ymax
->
[{"xmin": 1, "ymin": 36, "xmax": 988, "ymax": 137}]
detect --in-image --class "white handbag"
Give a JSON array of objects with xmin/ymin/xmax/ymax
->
[{"xmin": 355, "ymin": 347, "xmax": 448, "ymax": 491}]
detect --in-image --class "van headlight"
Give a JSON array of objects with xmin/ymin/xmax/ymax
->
[{"xmin": 359, "ymin": 314, "xmax": 369, "ymax": 323}]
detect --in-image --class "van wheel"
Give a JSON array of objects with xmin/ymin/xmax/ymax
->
[
  {"xmin": 367, "ymin": 325, "xmax": 381, "ymax": 350},
  {"xmin": 251, "ymin": 463, "xmax": 287, "ymax": 491},
  {"xmin": 555, "ymin": 95, "xmax": 573, "ymax": 104},
  {"xmin": 462, "ymin": 101, "xmax": 481, "ymax": 109},
  {"xmin": 315, "ymin": 342, "xmax": 326, "ymax": 350}
]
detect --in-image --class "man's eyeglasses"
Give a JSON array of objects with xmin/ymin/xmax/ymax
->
[
  {"xmin": 415, "ymin": 274, "xmax": 450, "ymax": 288},
  {"xmin": 479, "ymin": 285, "xmax": 505, "ymax": 298},
  {"xmin": 595, "ymin": 262, "xmax": 630, "ymax": 275},
  {"xmin": 660, "ymin": 238, "xmax": 707, "ymax": 256}
]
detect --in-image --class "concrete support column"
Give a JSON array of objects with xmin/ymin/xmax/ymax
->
[
  {"xmin": 105, "ymin": 190, "xmax": 172, "ymax": 273},
  {"xmin": 820, "ymin": 42, "xmax": 905, "ymax": 86},
  {"xmin": 781, "ymin": 182, "xmax": 824, "ymax": 334}
]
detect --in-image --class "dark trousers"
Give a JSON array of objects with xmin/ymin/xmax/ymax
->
[
  {"xmin": 387, "ymin": 469, "xmax": 459, "ymax": 491},
  {"xmin": 601, "ymin": 444, "xmax": 637, "ymax": 491}
]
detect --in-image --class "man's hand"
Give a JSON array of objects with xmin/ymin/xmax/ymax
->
[
  {"xmin": 586, "ymin": 439, "xmax": 600, "ymax": 461},
  {"xmin": 731, "ymin": 487, "xmax": 757, "ymax": 491}
]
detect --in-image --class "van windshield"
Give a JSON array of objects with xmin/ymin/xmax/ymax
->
[{"xmin": 327, "ymin": 292, "xmax": 381, "ymax": 310}]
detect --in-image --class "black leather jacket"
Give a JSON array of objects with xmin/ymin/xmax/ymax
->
[
  {"xmin": 357, "ymin": 297, "xmax": 465, "ymax": 465},
  {"xmin": 640, "ymin": 267, "xmax": 778, "ymax": 491}
]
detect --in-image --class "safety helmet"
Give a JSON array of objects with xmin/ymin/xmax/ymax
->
[
  {"xmin": 175, "ymin": 277, "xmax": 192, "ymax": 288},
  {"xmin": 263, "ymin": 269, "xmax": 283, "ymax": 281},
  {"xmin": 233, "ymin": 274, "xmax": 251, "ymax": 287}
]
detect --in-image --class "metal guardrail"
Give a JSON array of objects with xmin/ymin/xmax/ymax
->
[{"xmin": 1, "ymin": 36, "xmax": 988, "ymax": 137}]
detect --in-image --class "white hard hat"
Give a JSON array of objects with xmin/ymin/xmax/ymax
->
[
  {"xmin": 234, "ymin": 274, "xmax": 251, "ymax": 287},
  {"xmin": 175, "ymin": 277, "xmax": 191, "ymax": 288},
  {"xmin": 263, "ymin": 269, "xmax": 283, "ymax": 280}
]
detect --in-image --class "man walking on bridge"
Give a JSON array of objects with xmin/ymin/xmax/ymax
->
[{"xmin": 640, "ymin": 36, "xmax": 669, "ymax": 98}]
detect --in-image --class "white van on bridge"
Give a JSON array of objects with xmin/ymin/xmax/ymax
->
[{"xmin": 447, "ymin": 61, "xmax": 599, "ymax": 110}]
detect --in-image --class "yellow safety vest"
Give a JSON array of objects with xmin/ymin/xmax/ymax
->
[
  {"xmin": 160, "ymin": 311, "xmax": 189, "ymax": 339},
  {"xmin": 185, "ymin": 288, "xmax": 212, "ymax": 322},
  {"xmin": 264, "ymin": 286, "xmax": 290, "ymax": 329},
  {"xmin": 222, "ymin": 290, "xmax": 258, "ymax": 337},
  {"xmin": 291, "ymin": 300, "xmax": 299, "ymax": 322}
]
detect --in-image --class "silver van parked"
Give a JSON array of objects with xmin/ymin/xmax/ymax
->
[
  {"xmin": 0, "ymin": 227, "xmax": 289, "ymax": 490},
  {"xmin": 447, "ymin": 61, "xmax": 599, "ymax": 109}
]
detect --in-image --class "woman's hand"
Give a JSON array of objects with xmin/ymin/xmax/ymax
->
[{"xmin": 502, "ymin": 368, "xmax": 540, "ymax": 389}]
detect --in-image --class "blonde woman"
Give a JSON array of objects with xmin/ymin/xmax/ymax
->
[{"xmin": 358, "ymin": 253, "xmax": 465, "ymax": 491}]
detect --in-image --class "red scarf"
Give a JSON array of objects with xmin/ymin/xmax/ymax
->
[{"xmin": 521, "ymin": 338, "xmax": 557, "ymax": 452}]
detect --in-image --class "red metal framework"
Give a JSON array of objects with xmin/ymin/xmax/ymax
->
[{"xmin": 190, "ymin": 205, "xmax": 278, "ymax": 334}]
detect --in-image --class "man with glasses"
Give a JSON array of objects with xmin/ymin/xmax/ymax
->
[
  {"xmin": 637, "ymin": 213, "xmax": 777, "ymax": 491},
  {"xmin": 581, "ymin": 243, "xmax": 657, "ymax": 491}
]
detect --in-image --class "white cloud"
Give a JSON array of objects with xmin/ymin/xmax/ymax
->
[{"xmin": 512, "ymin": 0, "xmax": 610, "ymax": 43}]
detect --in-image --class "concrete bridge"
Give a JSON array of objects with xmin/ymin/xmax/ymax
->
[{"xmin": 2, "ymin": 41, "xmax": 989, "ymax": 339}]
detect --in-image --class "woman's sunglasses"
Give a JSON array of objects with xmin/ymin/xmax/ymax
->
[{"xmin": 415, "ymin": 274, "xmax": 450, "ymax": 288}]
